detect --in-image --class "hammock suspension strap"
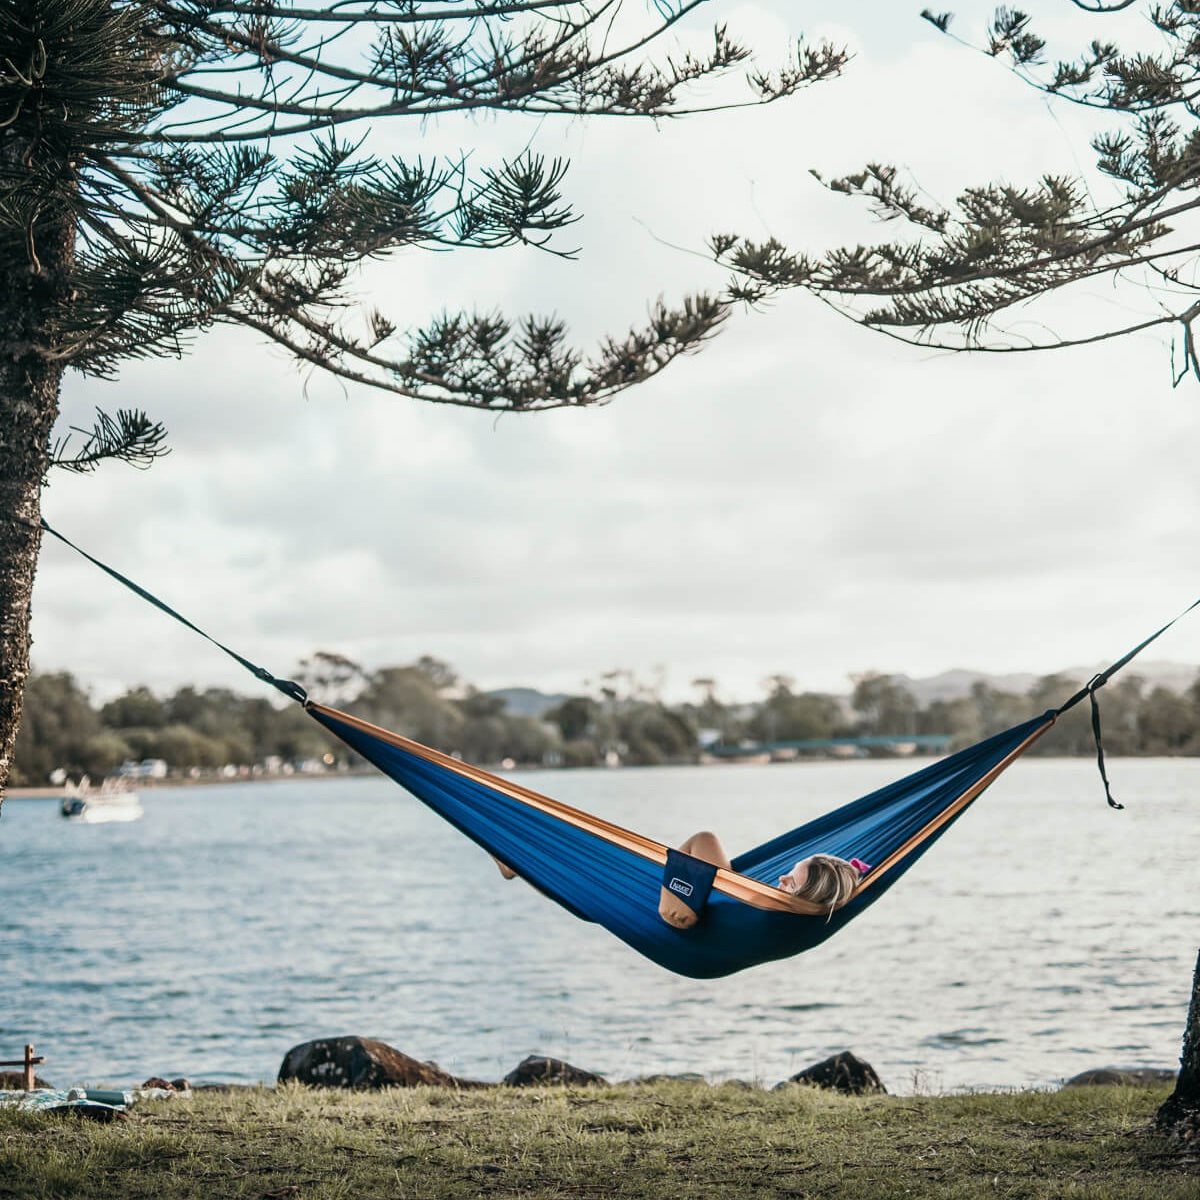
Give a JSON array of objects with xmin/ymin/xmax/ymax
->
[
  {"xmin": 37, "ymin": 518, "xmax": 308, "ymax": 705},
  {"xmin": 1053, "ymin": 596, "xmax": 1200, "ymax": 809}
]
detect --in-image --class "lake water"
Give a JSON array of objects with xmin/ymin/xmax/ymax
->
[{"xmin": 2, "ymin": 757, "xmax": 1196, "ymax": 1095}]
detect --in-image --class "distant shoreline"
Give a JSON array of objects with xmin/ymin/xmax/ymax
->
[{"xmin": 5, "ymin": 771, "xmax": 375, "ymax": 800}]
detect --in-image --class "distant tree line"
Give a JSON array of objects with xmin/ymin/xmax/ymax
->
[
  {"xmin": 743, "ymin": 670, "xmax": 1200, "ymax": 758},
  {"xmin": 13, "ymin": 674, "xmax": 336, "ymax": 787},
  {"xmin": 11, "ymin": 656, "xmax": 1200, "ymax": 788}
]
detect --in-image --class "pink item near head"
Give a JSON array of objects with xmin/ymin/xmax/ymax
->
[{"xmin": 849, "ymin": 858, "xmax": 871, "ymax": 874}]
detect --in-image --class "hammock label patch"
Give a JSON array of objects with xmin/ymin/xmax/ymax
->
[{"xmin": 663, "ymin": 849, "xmax": 718, "ymax": 919}]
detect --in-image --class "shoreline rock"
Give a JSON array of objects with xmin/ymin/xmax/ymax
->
[
  {"xmin": 278, "ymin": 1037, "xmax": 486, "ymax": 1090},
  {"xmin": 124, "ymin": 1046, "xmax": 1179, "ymax": 1096},
  {"xmin": 0, "ymin": 1071, "xmax": 52, "ymax": 1090},
  {"xmin": 775, "ymin": 1051, "xmax": 887, "ymax": 1095},
  {"xmin": 502, "ymin": 1056, "xmax": 607, "ymax": 1087}
]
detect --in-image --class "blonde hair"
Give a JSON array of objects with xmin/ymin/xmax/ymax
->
[{"xmin": 790, "ymin": 855, "xmax": 861, "ymax": 917}]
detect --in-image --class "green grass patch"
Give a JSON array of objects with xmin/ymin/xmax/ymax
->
[{"xmin": 0, "ymin": 1082, "xmax": 1196, "ymax": 1199}]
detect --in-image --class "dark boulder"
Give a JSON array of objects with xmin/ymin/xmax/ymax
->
[
  {"xmin": 278, "ymin": 1037, "xmax": 475, "ymax": 1089},
  {"xmin": 1062, "ymin": 1067, "xmax": 1176, "ymax": 1088},
  {"xmin": 776, "ymin": 1051, "xmax": 886, "ymax": 1095},
  {"xmin": 0, "ymin": 1071, "xmax": 51, "ymax": 1090},
  {"xmin": 502, "ymin": 1055, "xmax": 607, "ymax": 1087}
]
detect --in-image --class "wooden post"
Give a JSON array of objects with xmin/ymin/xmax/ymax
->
[{"xmin": 0, "ymin": 1044, "xmax": 46, "ymax": 1091}]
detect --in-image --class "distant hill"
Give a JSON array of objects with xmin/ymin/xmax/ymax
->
[
  {"xmin": 484, "ymin": 663, "xmax": 1199, "ymax": 715},
  {"xmin": 893, "ymin": 661, "xmax": 1199, "ymax": 706},
  {"xmin": 485, "ymin": 687, "xmax": 571, "ymax": 717}
]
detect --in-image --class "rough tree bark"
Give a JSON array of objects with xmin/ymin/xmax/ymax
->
[
  {"xmin": 0, "ymin": 368, "xmax": 63, "ymax": 810},
  {"xmin": 1158, "ymin": 949, "xmax": 1200, "ymax": 1140},
  {"xmin": 0, "ymin": 124, "xmax": 73, "ymax": 808}
]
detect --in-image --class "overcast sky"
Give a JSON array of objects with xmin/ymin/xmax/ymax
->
[{"xmin": 30, "ymin": 1, "xmax": 1200, "ymax": 707}]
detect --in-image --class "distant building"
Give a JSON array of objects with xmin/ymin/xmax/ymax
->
[{"xmin": 117, "ymin": 758, "xmax": 168, "ymax": 780}]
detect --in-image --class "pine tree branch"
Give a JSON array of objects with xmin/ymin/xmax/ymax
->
[
  {"xmin": 49, "ymin": 408, "xmax": 170, "ymax": 473},
  {"xmin": 147, "ymin": 4, "xmax": 844, "ymax": 142},
  {"xmin": 0, "ymin": 0, "xmax": 844, "ymax": 408}
]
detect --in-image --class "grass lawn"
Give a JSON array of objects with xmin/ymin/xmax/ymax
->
[{"xmin": 1, "ymin": 1081, "xmax": 1197, "ymax": 1199}]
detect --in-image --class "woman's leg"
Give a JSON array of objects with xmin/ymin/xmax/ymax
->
[
  {"xmin": 659, "ymin": 831, "xmax": 731, "ymax": 929},
  {"xmin": 676, "ymin": 830, "xmax": 733, "ymax": 870}
]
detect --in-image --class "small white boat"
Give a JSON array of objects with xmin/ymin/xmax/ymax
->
[{"xmin": 60, "ymin": 777, "xmax": 143, "ymax": 824}]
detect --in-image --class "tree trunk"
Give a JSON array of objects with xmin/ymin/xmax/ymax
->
[
  {"xmin": 0, "ymin": 0, "xmax": 81, "ymax": 809},
  {"xmin": 0, "ymin": 372, "xmax": 60, "ymax": 809},
  {"xmin": 0, "ymin": 228, "xmax": 72, "ymax": 811},
  {"xmin": 1158, "ymin": 949, "xmax": 1200, "ymax": 1139}
]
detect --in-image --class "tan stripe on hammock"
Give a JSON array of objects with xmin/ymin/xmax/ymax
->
[{"xmin": 308, "ymin": 703, "xmax": 1053, "ymax": 915}]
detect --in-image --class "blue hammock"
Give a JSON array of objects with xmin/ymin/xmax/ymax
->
[
  {"xmin": 308, "ymin": 702, "xmax": 1053, "ymax": 978},
  {"xmin": 36, "ymin": 519, "xmax": 1199, "ymax": 979}
]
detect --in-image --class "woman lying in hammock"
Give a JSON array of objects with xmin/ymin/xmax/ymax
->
[
  {"xmin": 656, "ymin": 831, "xmax": 863, "ymax": 930},
  {"xmin": 494, "ymin": 832, "xmax": 864, "ymax": 928}
]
